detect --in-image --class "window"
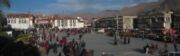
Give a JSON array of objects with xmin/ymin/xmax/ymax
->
[
  {"xmin": 70, "ymin": 20, "xmax": 73, "ymax": 26},
  {"xmin": 61, "ymin": 20, "xmax": 64, "ymax": 27},
  {"xmin": 61, "ymin": 20, "xmax": 67, "ymax": 27},
  {"xmin": 10, "ymin": 19, "xmax": 13, "ymax": 23},
  {"xmin": 7, "ymin": 19, "xmax": 10, "ymax": 23},
  {"xmin": 19, "ymin": 19, "xmax": 22, "ymax": 24},
  {"xmin": 22, "ymin": 19, "xmax": 27, "ymax": 23},
  {"xmin": 64, "ymin": 20, "xmax": 68, "ymax": 26},
  {"xmin": 165, "ymin": 17, "xmax": 171, "ymax": 22},
  {"xmin": 73, "ymin": 20, "xmax": 76, "ymax": 26},
  {"xmin": 19, "ymin": 19, "xmax": 27, "ymax": 24},
  {"xmin": 11, "ymin": 19, "xmax": 16, "ymax": 23},
  {"xmin": 57, "ymin": 20, "xmax": 61, "ymax": 26},
  {"xmin": 14, "ymin": 19, "xmax": 16, "ymax": 23}
]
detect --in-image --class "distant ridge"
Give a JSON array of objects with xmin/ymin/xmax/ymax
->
[{"xmin": 70, "ymin": 0, "xmax": 180, "ymax": 19}]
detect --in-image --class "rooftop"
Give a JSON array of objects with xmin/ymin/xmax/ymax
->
[{"xmin": 7, "ymin": 13, "xmax": 33, "ymax": 18}]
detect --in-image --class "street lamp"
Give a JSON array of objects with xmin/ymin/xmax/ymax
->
[
  {"xmin": 114, "ymin": 16, "xmax": 119, "ymax": 45},
  {"xmin": 93, "ymin": 18, "xmax": 96, "ymax": 32}
]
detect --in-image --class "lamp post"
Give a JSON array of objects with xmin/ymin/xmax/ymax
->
[
  {"xmin": 93, "ymin": 18, "xmax": 96, "ymax": 32},
  {"xmin": 178, "ymin": 24, "xmax": 179, "ymax": 33},
  {"xmin": 114, "ymin": 16, "xmax": 119, "ymax": 45}
]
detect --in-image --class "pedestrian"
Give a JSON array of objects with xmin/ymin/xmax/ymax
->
[
  {"xmin": 144, "ymin": 44, "xmax": 149, "ymax": 54},
  {"xmin": 59, "ymin": 38, "xmax": 62, "ymax": 47},
  {"xmin": 80, "ymin": 48, "xmax": 86, "ymax": 56},
  {"xmin": 154, "ymin": 43, "xmax": 158, "ymax": 50},
  {"xmin": 81, "ymin": 40, "xmax": 86, "ymax": 48},
  {"xmin": 58, "ymin": 52, "xmax": 61, "ymax": 56},
  {"xmin": 163, "ymin": 42, "xmax": 168, "ymax": 54},
  {"xmin": 79, "ymin": 34, "xmax": 83, "ymax": 40},
  {"xmin": 44, "ymin": 41, "xmax": 49, "ymax": 55},
  {"xmin": 101, "ymin": 51, "xmax": 107, "ymax": 56},
  {"xmin": 173, "ymin": 41, "xmax": 178, "ymax": 52},
  {"xmin": 67, "ymin": 32, "xmax": 70, "ymax": 37},
  {"xmin": 127, "ymin": 37, "xmax": 130, "ymax": 44},
  {"xmin": 63, "ymin": 44, "xmax": 70, "ymax": 56}
]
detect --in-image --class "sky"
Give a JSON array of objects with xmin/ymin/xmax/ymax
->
[{"xmin": 6, "ymin": 0, "xmax": 158, "ymax": 15}]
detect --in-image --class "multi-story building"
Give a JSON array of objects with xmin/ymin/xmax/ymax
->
[
  {"xmin": 53, "ymin": 16, "xmax": 85, "ymax": 29},
  {"xmin": 6, "ymin": 13, "xmax": 34, "ymax": 30},
  {"xmin": 34, "ymin": 15, "xmax": 54, "ymax": 28},
  {"xmin": 6, "ymin": 13, "xmax": 85, "ymax": 30},
  {"xmin": 94, "ymin": 16, "xmax": 137, "ymax": 31},
  {"xmin": 95, "ymin": 17, "xmax": 117, "ymax": 29},
  {"xmin": 122, "ymin": 16, "xmax": 137, "ymax": 30},
  {"xmin": 135, "ymin": 10, "xmax": 173, "ymax": 30}
]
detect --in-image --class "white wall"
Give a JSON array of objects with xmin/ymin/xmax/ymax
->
[
  {"xmin": 54, "ymin": 19, "xmax": 84, "ymax": 29},
  {"xmin": 7, "ymin": 17, "xmax": 33, "ymax": 30},
  {"xmin": 122, "ymin": 16, "xmax": 137, "ymax": 30},
  {"xmin": 163, "ymin": 11, "xmax": 173, "ymax": 29}
]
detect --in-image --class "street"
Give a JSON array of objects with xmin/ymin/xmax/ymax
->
[{"xmin": 41, "ymin": 32, "xmax": 180, "ymax": 56}]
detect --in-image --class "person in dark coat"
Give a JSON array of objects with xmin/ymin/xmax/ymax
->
[
  {"xmin": 80, "ymin": 48, "xmax": 86, "ymax": 56},
  {"xmin": 58, "ymin": 52, "xmax": 61, "ymax": 56},
  {"xmin": 144, "ymin": 44, "xmax": 150, "ymax": 54},
  {"xmin": 79, "ymin": 34, "xmax": 83, "ymax": 40},
  {"xmin": 63, "ymin": 45, "xmax": 70, "ymax": 56},
  {"xmin": 173, "ymin": 42, "xmax": 178, "ymax": 51}
]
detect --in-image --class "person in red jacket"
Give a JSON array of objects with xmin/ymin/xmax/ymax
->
[
  {"xmin": 59, "ymin": 37, "xmax": 67, "ymax": 47},
  {"xmin": 44, "ymin": 41, "xmax": 49, "ymax": 54}
]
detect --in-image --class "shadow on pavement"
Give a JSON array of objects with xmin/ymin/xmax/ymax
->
[
  {"xmin": 107, "ymin": 41, "xmax": 116, "ymax": 45},
  {"xmin": 133, "ymin": 48, "xmax": 144, "ymax": 54}
]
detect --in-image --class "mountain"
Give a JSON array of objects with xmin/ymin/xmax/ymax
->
[
  {"xmin": 70, "ymin": 0, "xmax": 180, "ymax": 18},
  {"xmin": 119, "ymin": 2, "xmax": 159, "ymax": 16},
  {"xmin": 70, "ymin": 10, "xmax": 120, "ymax": 19},
  {"xmin": 120, "ymin": 0, "xmax": 180, "ymax": 16}
]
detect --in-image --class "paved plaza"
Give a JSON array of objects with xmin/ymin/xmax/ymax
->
[{"xmin": 42, "ymin": 32, "xmax": 180, "ymax": 56}]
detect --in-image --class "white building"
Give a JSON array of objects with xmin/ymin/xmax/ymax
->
[
  {"xmin": 163, "ymin": 11, "xmax": 173, "ymax": 29},
  {"xmin": 53, "ymin": 16, "xmax": 85, "ymax": 29},
  {"xmin": 122, "ymin": 16, "xmax": 137, "ymax": 30},
  {"xmin": 7, "ymin": 13, "xmax": 34, "ymax": 30}
]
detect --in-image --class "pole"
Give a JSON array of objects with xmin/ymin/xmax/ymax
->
[
  {"xmin": 114, "ymin": 16, "xmax": 119, "ymax": 45},
  {"xmin": 94, "ymin": 19, "xmax": 96, "ymax": 32},
  {"xmin": 178, "ymin": 23, "xmax": 179, "ymax": 32}
]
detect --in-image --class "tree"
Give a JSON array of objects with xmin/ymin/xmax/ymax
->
[
  {"xmin": 0, "ymin": 0, "xmax": 10, "ymax": 8},
  {"xmin": 0, "ymin": 36, "xmax": 40, "ymax": 56},
  {"xmin": 0, "ymin": 0, "xmax": 10, "ymax": 31},
  {"xmin": 0, "ymin": 11, "xmax": 7, "ymax": 31}
]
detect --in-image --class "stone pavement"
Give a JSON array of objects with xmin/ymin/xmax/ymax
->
[{"xmin": 42, "ymin": 32, "xmax": 180, "ymax": 56}]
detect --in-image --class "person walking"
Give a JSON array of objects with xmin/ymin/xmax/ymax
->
[
  {"xmin": 173, "ymin": 41, "xmax": 178, "ymax": 52},
  {"xmin": 164, "ymin": 42, "xmax": 168, "ymax": 55},
  {"xmin": 58, "ymin": 52, "xmax": 61, "ymax": 56},
  {"xmin": 144, "ymin": 44, "xmax": 150, "ymax": 54},
  {"xmin": 63, "ymin": 45, "xmax": 70, "ymax": 56},
  {"xmin": 44, "ymin": 41, "xmax": 49, "ymax": 55},
  {"xmin": 79, "ymin": 33, "xmax": 83, "ymax": 40},
  {"xmin": 67, "ymin": 32, "xmax": 70, "ymax": 37},
  {"xmin": 127, "ymin": 37, "xmax": 130, "ymax": 44}
]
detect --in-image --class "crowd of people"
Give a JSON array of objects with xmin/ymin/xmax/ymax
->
[
  {"xmin": 31, "ymin": 28, "xmax": 93, "ymax": 56},
  {"xmin": 19, "ymin": 28, "xmax": 179, "ymax": 56},
  {"xmin": 143, "ymin": 41, "xmax": 179, "ymax": 55},
  {"xmin": 21, "ymin": 27, "xmax": 92, "ymax": 56}
]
